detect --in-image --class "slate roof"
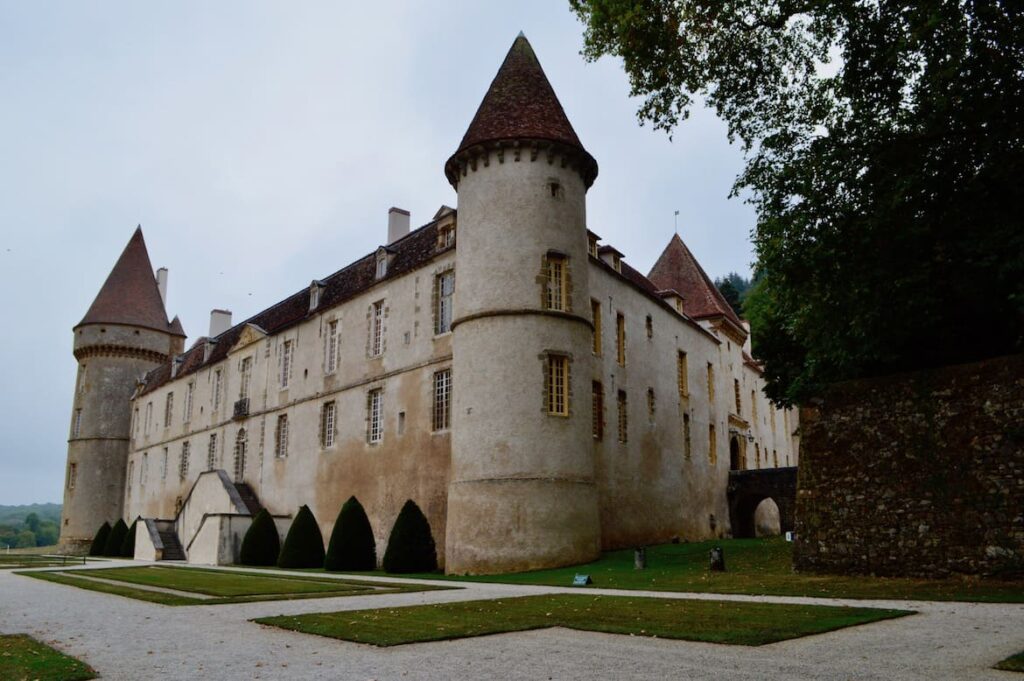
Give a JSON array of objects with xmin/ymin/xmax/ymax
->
[
  {"xmin": 77, "ymin": 226, "xmax": 184, "ymax": 336},
  {"xmin": 647, "ymin": 234, "xmax": 745, "ymax": 329},
  {"xmin": 139, "ymin": 220, "xmax": 448, "ymax": 396},
  {"xmin": 448, "ymin": 34, "xmax": 597, "ymax": 187}
]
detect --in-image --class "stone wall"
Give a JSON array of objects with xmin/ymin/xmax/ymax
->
[{"xmin": 794, "ymin": 354, "xmax": 1024, "ymax": 579}]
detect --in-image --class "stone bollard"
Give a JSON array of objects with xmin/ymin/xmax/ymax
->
[
  {"xmin": 634, "ymin": 547, "xmax": 647, "ymax": 570},
  {"xmin": 709, "ymin": 546, "xmax": 726, "ymax": 572}
]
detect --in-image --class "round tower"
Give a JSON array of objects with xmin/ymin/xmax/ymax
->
[
  {"xmin": 444, "ymin": 34, "xmax": 601, "ymax": 574},
  {"xmin": 60, "ymin": 227, "xmax": 185, "ymax": 552}
]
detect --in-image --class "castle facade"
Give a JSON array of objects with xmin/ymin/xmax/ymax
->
[{"xmin": 61, "ymin": 35, "xmax": 798, "ymax": 573}]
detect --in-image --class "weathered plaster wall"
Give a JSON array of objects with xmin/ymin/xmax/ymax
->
[{"xmin": 794, "ymin": 354, "xmax": 1024, "ymax": 578}]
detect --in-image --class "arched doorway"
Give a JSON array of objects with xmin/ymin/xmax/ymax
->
[
  {"xmin": 729, "ymin": 436, "xmax": 742, "ymax": 471},
  {"xmin": 753, "ymin": 498, "xmax": 781, "ymax": 536},
  {"xmin": 234, "ymin": 429, "xmax": 247, "ymax": 483}
]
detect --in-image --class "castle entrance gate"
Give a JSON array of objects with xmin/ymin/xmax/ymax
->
[{"xmin": 726, "ymin": 467, "xmax": 798, "ymax": 538}]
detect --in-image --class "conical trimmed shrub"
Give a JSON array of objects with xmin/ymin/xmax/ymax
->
[
  {"xmin": 277, "ymin": 505, "xmax": 325, "ymax": 569},
  {"xmin": 382, "ymin": 500, "xmax": 437, "ymax": 573},
  {"xmin": 119, "ymin": 519, "xmax": 138, "ymax": 558},
  {"xmin": 325, "ymin": 496, "xmax": 376, "ymax": 571},
  {"xmin": 103, "ymin": 519, "xmax": 128, "ymax": 557},
  {"xmin": 240, "ymin": 509, "xmax": 281, "ymax": 566},
  {"xmin": 88, "ymin": 522, "xmax": 111, "ymax": 557}
]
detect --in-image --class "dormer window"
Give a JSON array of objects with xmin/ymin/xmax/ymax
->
[
  {"xmin": 438, "ymin": 223, "xmax": 456, "ymax": 250},
  {"xmin": 612, "ymin": 255, "xmax": 622, "ymax": 273},
  {"xmin": 376, "ymin": 254, "xmax": 387, "ymax": 279},
  {"xmin": 588, "ymin": 236, "xmax": 599, "ymax": 258},
  {"xmin": 309, "ymin": 280, "xmax": 324, "ymax": 311}
]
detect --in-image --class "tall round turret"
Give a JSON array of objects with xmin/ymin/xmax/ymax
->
[
  {"xmin": 444, "ymin": 35, "xmax": 601, "ymax": 574},
  {"xmin": 60, "ymin": 227, "xmax": 185, "ymax": 552}
]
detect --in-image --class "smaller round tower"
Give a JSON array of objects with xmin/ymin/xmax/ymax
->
[
  {"xmin": 60, "ymin": 227, "xmax": 185, "ymax": 552},
  {"xmin": 444, "ymin": 34, "xmax": 601, "ymax": 574}
]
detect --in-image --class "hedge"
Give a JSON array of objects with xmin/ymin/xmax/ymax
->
[
  {"xmin": 277, "ymin": 505, "xmax": 325, "ymax": 569},
  {"xmin": 382, "ymin": 500, "xmax": 437, "ymax": 573},
  {"xmin": 325, "ymin": 496, "xmax": 376, "ymax": 571},
  {"xmin": 239, "ymin": 509, "xmax": 281, "ymax": 566}
]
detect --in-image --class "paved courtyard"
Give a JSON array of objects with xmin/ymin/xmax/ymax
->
[{"xmin": 1, "ymin": 561, "xmax": 1022, "ymax": 680}]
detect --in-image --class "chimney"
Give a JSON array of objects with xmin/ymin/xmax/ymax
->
[
  {"xmin": 156, "ymin": 267, "xmax": 168, "ymax": 305},
  {"xmin": 209, "ymin": 309, "xmax": 232, "ymax": 338},
  {"xmin": 388, "ymin": 207, "xmax": 410, "ymax": 244}
]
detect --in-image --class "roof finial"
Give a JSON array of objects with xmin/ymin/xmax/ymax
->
[
  {"xmin": 517, "ymin": 30, "xmax": 525, "ymax": 38},
  {"xmin": 674, "ymin": 210, "xmax": 680, "ymax": 235}
]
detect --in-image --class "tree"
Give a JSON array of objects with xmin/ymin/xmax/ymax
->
[
  {"xmin": 571, "ymin": 0, "xmax": 1024, "ymax": 404},
  {"xmin": 103, "ymin": 519, "xmax": 128, "ymax": 557},
  {"xmin": 14, "ymin": 530, "xmax": 36, "ymax": 549},
  {"xmin": 239, "ymin": 509, "xmax": 281, "ymax": 566},
  {"xmin": 23, "ymin": 513, "xmax": 40, "ymax": 534},
  {"xmin": 89, "ymin": 522, "xmax": 111, "ymax": 557},
  {"xmin": 120, "ymin": 519, "xmax": 138, "ymax": 558},
  {"xmin": 277, "ymin": 505, "xmax": 325, "ymax": 569},
  {"xmin": 716, "ymin": 279, "xmax": 743, "ymax": 317},
  {"xmin": 382, "ymin": 500, "xmax": 437, "ymax": 574},
  {"xmin": 325, "ymin": 496, "xmax": 377, "ymax": 572}
]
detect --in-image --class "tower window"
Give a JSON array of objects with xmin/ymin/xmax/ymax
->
[
  {"xmin": 370, "ymin": 301, "xmax": 385, "ymax": 357},
  {"xmin": 683, "ymin": 413, "xmax": 692, "ymax": 460},
  {"xmin": 545, "ymin": 255, "xmax": 568, "ymax": 311},
  {"xmin": 617, "ymin": 390, "xmax": 628, "ymax": 443},
  {"xmin": 73, "ymin": 408, "xmax": 82, "ymax": 438},
  {"xmin": 592, "ymin": 381, "xmax": 603, "ymax": 440},
  {"xmin": 321, "ymin": 401, "xmax": 336, "ymax": 448},
  {"xmin": 591, "ymin": 299, "xmax": 602, "ymax": 355},
  {"xmin": 433, "ymin": 369, "xmax": 451, "ymax": 431},
  {"xmin": 275, "ymin": 414, "xmax": 289, "ymax": 457},
  {"xmin": 367, "ymin": 389, "xmax": 383, "ymax": 443},
  {"xmin": 66, "ymin": 463, "xmax": 77, "ymax": 490},
  {"xmin": 326, "ymin": 320, "xmax": 339, "ymax": 374},
  {"xmin": 435, "ymin": 271, "xmax": 455, "ymax": 335},
  {"xmin": 546, "ymin": 355, "xmax": 569, "ymax": 416},
  {"xmin": 616, "ymin": 313, "xmax": 626, "ymax": 366}
]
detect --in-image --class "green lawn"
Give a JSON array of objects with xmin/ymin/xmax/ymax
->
[
  {"xmin": 20, "ymin": 566, "xmax": 445, "ymax": 606},
  {"xmin": 256, "ymin": 593, "xmax": 911, "ymax": 647},
  {"xmin": 0, "ymin": 634, "xmax": 96, "ymax": 681},
  {"xmin": 0, "ymin": 555, "xmax": 91, "ymax": 570},
  {"xmin": 373, "ymin": 538, "xmax": 1024, "ymax": 603},
  {"xmin": 996, "ymin": 651, "xmax": 1024, "ymax": 672}
]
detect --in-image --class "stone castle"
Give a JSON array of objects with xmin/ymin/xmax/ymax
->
[{"xmin": 60, "ymin": 35, "xmax": 799, "ymax": 573}]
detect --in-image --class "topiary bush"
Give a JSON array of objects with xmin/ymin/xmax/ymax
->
[
  {"xmin": 382, "ymin": 500, "xmax": 437, "ymax": 574},
  {"xmin": 277, "ymin": 505, "xmax": 325, "ymax": 569},
  {"xmin": 103, "ymin": 519, "xmax": 128, "ymax": 557},
  {"xmin": 88, "ymin": 522, "xmax": 111, "ymax": 557},
  {"xmin": 120, "ymin": 519, "xmax": 138, "ymax": 558},
  {"xmin": 240, "ymin": 509, "xmax": 281, "ymax": 566},
  {"xmin": 325, "ymin": 496, "xmax": 376, "ymax": 571}
]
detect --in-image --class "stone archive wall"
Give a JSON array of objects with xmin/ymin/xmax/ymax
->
[{"xmin": 794, "ymin": 354, "xmax": 1024, "ymax": 579}]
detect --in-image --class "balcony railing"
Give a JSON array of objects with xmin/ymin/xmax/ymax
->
[{"xmin": 233, "ymin": 398, "xmax": 249, "ymax": 420}]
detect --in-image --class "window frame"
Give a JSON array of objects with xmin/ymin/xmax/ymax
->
[
  {"xmin": 275, "ymin": 414, "xmax": 289, "ymax": 458},
  {"xmin": 546, "ymin": 355, "xmax": 570, "ymax": 417},
  {"xmin": 370, "ymin": 301, "xmax": 385, "ymax": 357},
  {"xmin": 434, "ymin": 270, "xmax": 455, "ymax": 335},
  {"xmin": 545, "ymin": 255, "xmax": 568, "ymax": 312},
  {"xmin": 617, "ymin": 390, "xmax": 628, "ymax": 443},
  {"xmin": 367, "ymin": 389, "xmax": 383, "ymax": 443},
  {"xmin": 321, "ymin": 401, "xmax": 336, "ymax": 448},
  {"xmin": 432, "ymin": 369, "xmax": 452, "ymax": 431}
]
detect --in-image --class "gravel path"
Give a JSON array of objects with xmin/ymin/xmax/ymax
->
[{"xmin": 2, "ymin": 561, "xmax": 1022, "ymax": 680}]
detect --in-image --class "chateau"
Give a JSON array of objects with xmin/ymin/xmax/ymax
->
[{"xmin": 60, "ymin": 35, "xmax": 798, "ymax": 574}]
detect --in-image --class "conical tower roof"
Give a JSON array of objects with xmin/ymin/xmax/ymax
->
[
  {"xmin": 648, "ymin": 234, "xmax": 744, "ymax": 328},
  {"xmin": 446, "ymin": 33, "xmax": 597, "ymax": 187},
  {"xmin": 77, "ymin": 226, "xmax": 175, "ymax": 334}
]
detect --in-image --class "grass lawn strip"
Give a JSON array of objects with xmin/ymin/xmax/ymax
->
[
  {"xmin": 372, "ymin": 538, "xmax": 1024, "ymax": 604},
  {"xmin": 996, "ymin": 651, "xmax": 1024, "ymax": 672},
  {"xmin": 0, "ymin": 633, "xmax": 96, "ymax": 681},
  {"xmin": 256, "ymin": 593, "xmax": 912, "ymax": 647},
  {"xmin": 19, "ymin": 566, "xmax": 445, "ymax": 606}
]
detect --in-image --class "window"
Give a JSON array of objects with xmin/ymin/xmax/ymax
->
[
  {"xmin": 240, "ymin": 356, "xmax": 253, "ymax": 399},
  {"xmin": 545, "ymin": 255, "xmax": 568, "ymax": 311},
  {"xmin": 321, "ymin": 401, "xmax": 336, "ymax": 448},
  {"xmin": 161, "ymin": 448, "xmax": 168, "ymax": 479},
  {"xmin": 755, "ymin": 443, "xmax": 761, "ymax": 469},
  {"xmin": 66, "ymin": 463, "xmax": 77, "ymax": 490},
  {"xmin": 617, "ymin": 390, "xmax": 628, "ymax": 443},
  {"xmin": 280, "ymin": 340, "xmax": 293, "ymax": 388},
  {"xmin": 207, "ymin": 433, "xmax": 218, "ymax": 470},
  {"xmin": 179, "ymin": 441, "xmax": 190, "ymax": 478},
  {"xmin": 647, "ymin": 388, "xmax": 656, "ymax": 422},
  {"xmin": 616, "ymin": 313, "xmax": 626, "ymax": 365},
  {"xmin": 141, "ymin": 452, "xmax": 148, "ymax": 486},
  {"xmin": 734, "ymin": 379, "xmax": 742, "ymax": 415},
  {"xmin": 683, "ymin": 413, "xmax": 692, "ymax": 460},
  {"xmin": 439, "ymin": 224, "xmax": 456, "ymax": 249},
  {"xmin": 751, "ymin": 390, "xmax": 757, "ymax": 423},
  {"xmin": 234, "ymin": 429, "xmax": 247, "ymax": 481},
  {"xmin": 133, "ymin": 407, "xmax": 139, "ymax": 436},
  {"xmin": 326, "ymin": 320, "xmax": 339, "ymax": 374},
  {"xmin": 588, "ymin": 235, "xmax": 599, "ymax": 258},
  {"xmin": 309, "ymin": 283, "xmax": 321, "ymax": 310},
  {"xmin": 433, "ymin": 369, "xmax": 451, "ymax": 431},
  {"xmin": 674, "ymin": 298, "xmax": 684, "ymax": 314},
  {"xmin": 367, "ymin": 389, "xmax": 383, "ymax": 443},
  {"xmin": 275, "ymin": 414, "xmax": 289, "ymax": 457},
  {"xmin": 546, "ymin": 355, "xmax": 569, "ymax": 416},
  {"xmin": 73, "ymin": 408, "xmax": 82, "ymax": 438},
  {"xmin": 145, "ymin": 402, "xmax": 153, "ymax": 434},
  {"xmin": 707, "ymin": 363, "xmax": 715, "ymax": 402},
  {"xmin": 591, "ymin": 299, "xmax": 602, "ymax": 355},
  {"xmin": 370, "ymin": 301, "xmax": 384, "ymax": 357},
  {"xmin": 592, "ymin": 381, "xmax": 603, "ymax": 440},
  {"xmin": 376, "ymin": 254, "xmax": 388, "ymax": 279},
  {"xmin": 645, "ymin": 315, "xmax": 653, "ymax": 339},
  {"xmin": 164, "ymin": 392, "xmax": 174, "ymax": 428},
  {"xmin": 435, "ymin": 271, "xmax": 454, "ymax": 334},
  {"xmin": 127, "ymin": 461, "xmax": 134, "ymax": 490},
  {"xmin": 184, "ymin": 382, "xmax": 194, "ymax": 423},
  {"xmin": 677, "ymin": 351, "xmax": 689, "ymax": 398},
  {"xmin": 708, "ymin": 424, "xmax": 717, "ymax": 465},
  {"xmin": 213, "ymin": 369, "xmax": 223, "ymax": 411}
]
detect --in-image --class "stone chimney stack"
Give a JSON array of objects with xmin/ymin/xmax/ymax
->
[
  {"xmin": 209, "ymin": 309, "xmax": 232, "ymax": 338},
  {"xmin": 156, "ymin": 267, "xmax": 168, "ymax": 305},
  {"xmin": 388, "ymin": 207, "xmax": 410, "ymax": 244}
]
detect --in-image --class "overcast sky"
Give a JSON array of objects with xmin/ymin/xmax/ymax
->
[{"xmin": 0, "ymin": 2, "xmax": 757, "ymax": 506}]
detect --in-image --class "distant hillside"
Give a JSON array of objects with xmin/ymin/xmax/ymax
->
[{"xmin": 0, "ymin": 503, "xmax": 61, "ymax": 548}]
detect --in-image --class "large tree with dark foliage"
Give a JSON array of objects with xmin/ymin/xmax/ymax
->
[{"xmin": 571, "ymin": 0, "xmax": 1024, "ymax": 404}]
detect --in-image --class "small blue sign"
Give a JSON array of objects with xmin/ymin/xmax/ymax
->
[{"xmin": 572, "ymin": 574, "xmax": 593, "ymax": 586}]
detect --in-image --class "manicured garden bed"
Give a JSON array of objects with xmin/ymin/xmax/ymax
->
[{"xmin": 0, "ymin": 634, "xmax": 96, "ymax": 681}]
